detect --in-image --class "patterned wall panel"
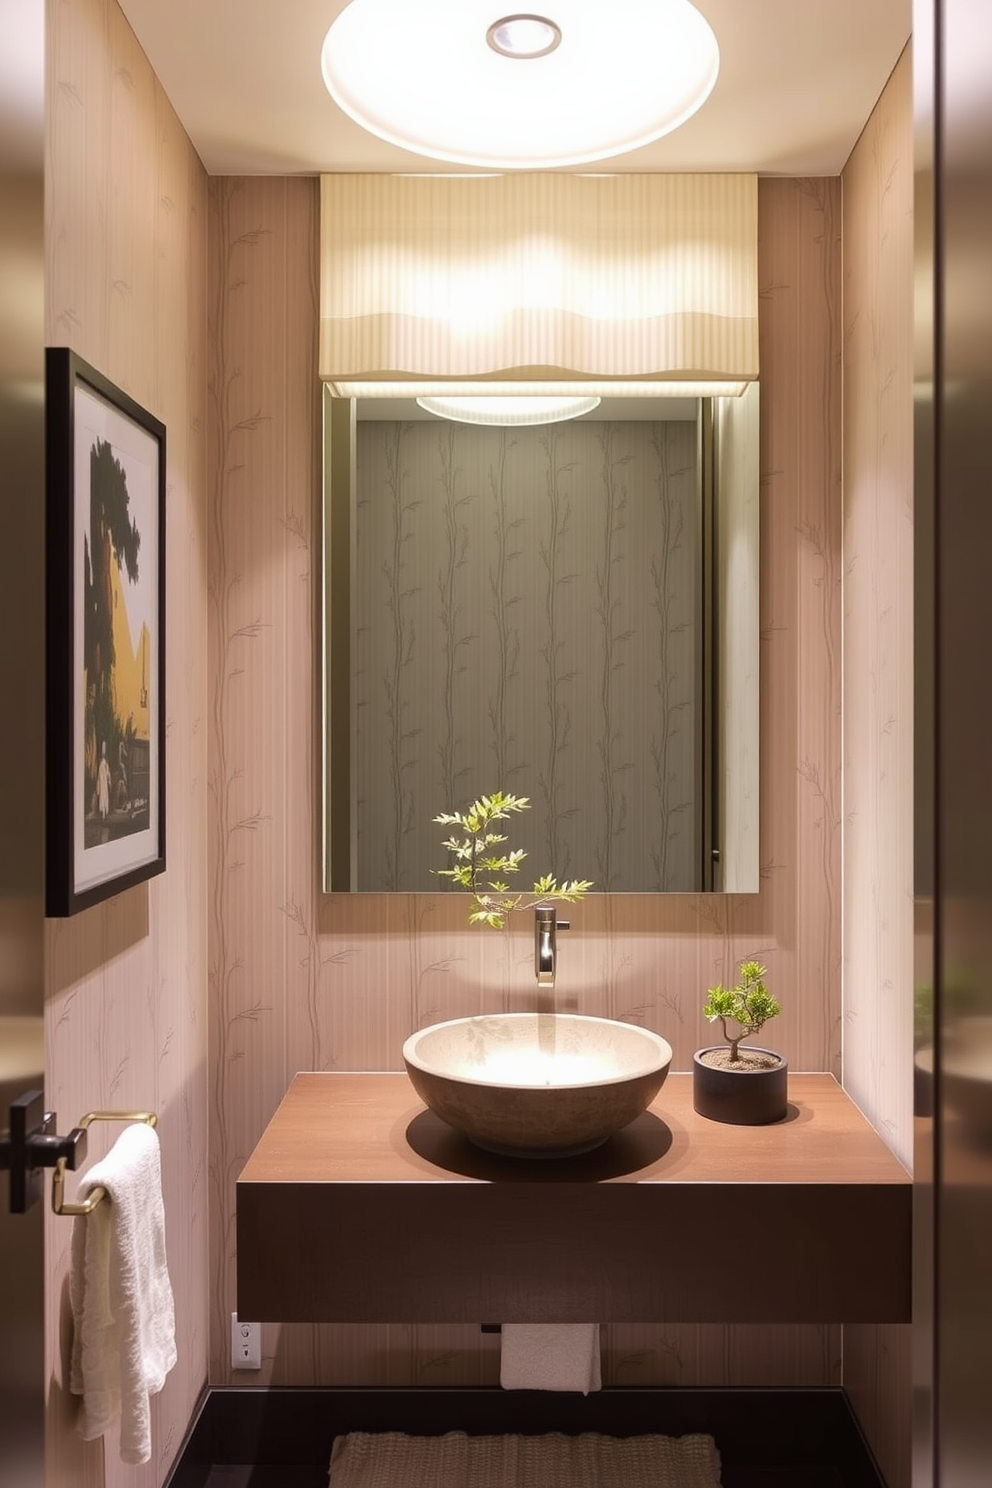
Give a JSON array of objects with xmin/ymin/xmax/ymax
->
[
  {"xmin": 207, "ymin": 172, "xmax": 844, "ymax": 1390},
  {"xmin": 206, "ymin": 174, "xmax": 325, "ymax": 1381},
  {"xmin": 842, "ymin": 45, "xmax": 915, "ymax": 1172},
  {"xmin": 43, "ymin": 1, "xmax": 209, "ymax": 1484},
  {"xmin": 840, "ymin": 45, "xmax": 914, "ymax": 1488}
]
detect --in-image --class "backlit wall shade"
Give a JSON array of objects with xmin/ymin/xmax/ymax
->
[
  {"xmin": 319, "ymin": 173, "xmax": 759, "ymax": 384},
  {"xmin": 320, "ymin": 0, "xmax": 720, "ymax": 170}
]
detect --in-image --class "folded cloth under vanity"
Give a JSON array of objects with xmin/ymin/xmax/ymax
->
[
  {"xmin": 499, "ymin": 1322, "xmax": 602, "ymax": 1394},
  {"xmin": 328, "ymin": 1430, "xmax": 723, "ymax": 1487},
  {"xmin": 69, "ymin": 1121, "xmax": 177, "ymax": 1464}
]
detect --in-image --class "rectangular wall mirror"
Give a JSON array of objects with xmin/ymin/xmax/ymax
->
[{"xmin": 323, "ymin": 385, "xmax": 759, "ymax": 895}]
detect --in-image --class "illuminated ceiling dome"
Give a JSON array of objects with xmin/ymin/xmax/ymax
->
[{"xmin": 321, "ymin": 0, "xmax": 720, "ymax": 170}]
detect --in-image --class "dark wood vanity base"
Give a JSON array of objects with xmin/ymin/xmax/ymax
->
[{"xmin": 236, "ymin": 1072, "xmax": 910, "ymax": 1325}]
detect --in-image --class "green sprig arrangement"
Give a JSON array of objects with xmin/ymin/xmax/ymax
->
[
  {"xmin": 702, "ymin": 960, "xmax": 781, "ymax": 1063},
  {"xmin": 434, "ymin": 790, "xmax": 593, "ymax": 928}
]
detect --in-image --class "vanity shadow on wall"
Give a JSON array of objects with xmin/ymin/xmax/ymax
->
[{"xmin": 323, "ymin": 386, "xmax": 759, "ymax": 897}]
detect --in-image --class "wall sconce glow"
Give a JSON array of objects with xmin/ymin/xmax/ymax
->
[
  {"xmin": 321, "ymin": 0, "xmax": 720, "ymax": 169},
  {"xmin": 416, "ymin": 394, "xmax": 601, "ymax": 426}
]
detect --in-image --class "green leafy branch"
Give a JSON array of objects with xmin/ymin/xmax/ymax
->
[
  {"xmin": 703, "ymin": 960, "xmax": 781, "ymax": 1063},
  {"xmin": 434, "ymin": 790, "xmax": 593, "ymax": 929}
]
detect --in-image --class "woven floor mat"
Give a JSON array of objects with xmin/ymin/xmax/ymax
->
[{"xmin": 329, "ymin": 1429, "xmax": 722, "ymax": 1486}]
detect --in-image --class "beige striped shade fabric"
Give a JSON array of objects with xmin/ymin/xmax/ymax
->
[{"xmin": 319, "ymin": 173, "xmax": 758, "ymax": 383}]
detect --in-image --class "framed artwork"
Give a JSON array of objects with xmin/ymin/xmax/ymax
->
[{"xmin": 45, "ymin": 348, "xmax": 166, "ymax": 916}]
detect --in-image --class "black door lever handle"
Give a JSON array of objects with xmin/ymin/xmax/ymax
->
[{"xmin": 1, "ymin": 1089, "xmax": 88, "ymax": 1214}]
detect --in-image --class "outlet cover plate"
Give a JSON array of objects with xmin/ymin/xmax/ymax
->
[{"xmin": 230, "ymin": 1311, "xmax": 261, "ymax": 1370}]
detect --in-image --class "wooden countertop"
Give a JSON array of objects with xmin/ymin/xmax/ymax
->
[
  {"xmin": 237, "ymin": 1072, "xmax": 911, "ymax": 1325},
  {"xmin": 239, "ymin": 1071, "xmax": 909, "ymax": 1187}
]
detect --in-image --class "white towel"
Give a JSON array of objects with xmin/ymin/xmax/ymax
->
[
  {"xmin": 499, "ymin": 1323, "xmax": 602, "ymax": 1394},
  {"xmin": 68, "ymin": 1122, "xmax": 177, "ymax": 1464}
]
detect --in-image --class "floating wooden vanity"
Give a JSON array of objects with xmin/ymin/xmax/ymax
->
[{"xmin": 236, "ymin": 1072, "xmax": 910, "ymax": 1325}]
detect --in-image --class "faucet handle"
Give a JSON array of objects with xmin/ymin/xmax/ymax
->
[{"xmin": 534, "ymin": 904, "xmax": 570, "ymax": 930}]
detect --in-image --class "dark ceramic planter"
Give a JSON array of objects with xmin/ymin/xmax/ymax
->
[{"xmin": 692, "ymin": 1046, "xmax": 789, "ymax": 1125}]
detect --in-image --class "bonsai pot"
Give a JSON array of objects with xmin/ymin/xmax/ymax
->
[{"xmin": 692, "ymin": 1046, "xmax": 788, "ymax": 1125}]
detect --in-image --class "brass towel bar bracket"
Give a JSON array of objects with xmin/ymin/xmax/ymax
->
[
  {"xmin": 52, "ymin": 1110, "xmax": 158, "ymax": 1216},
  {"xmin": 0, "ymin": 1090, "xmax": 156, "ymax": 1216}
]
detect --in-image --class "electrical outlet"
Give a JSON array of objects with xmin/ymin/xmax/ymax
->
[{"xmin": 230, "ymin": 1311, "xmax": 261, "ymax": 1370}]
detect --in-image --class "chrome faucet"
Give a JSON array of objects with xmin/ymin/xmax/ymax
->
[{"xmin": 534, "ymin": 904, "xmax": 570, "ymax": 988}]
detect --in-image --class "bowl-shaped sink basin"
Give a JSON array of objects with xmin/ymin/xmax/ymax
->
[{"xmin": 402, "ymin": 1012, "xmax": 672, "ymax": 1157}]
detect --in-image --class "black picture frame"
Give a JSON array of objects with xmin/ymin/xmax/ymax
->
[{"xmin": 45, "ymin": 348, "xmax": 166, "ymax": 916}]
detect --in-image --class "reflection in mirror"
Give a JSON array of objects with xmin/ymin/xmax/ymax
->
[{"xmin": 323, "ymin": 387, "xmax": 759, "ymax": 895}]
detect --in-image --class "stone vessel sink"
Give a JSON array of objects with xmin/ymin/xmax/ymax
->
[{"xmin": 402, "ymin": 1012, "xmax": 673, "ymax": 1157}]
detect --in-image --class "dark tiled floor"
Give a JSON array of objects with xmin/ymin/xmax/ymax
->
[
  {"xmin": 728, "ymin": 1473, "xmax": 844, "ymax": 1487},
  {"xmin": 204, "ymin": 1471, "xmax": 328, "ymax": 1487},
  {"xmin": 173, "ymin": 1388, "xmax": 882, "ymax": 1488},
  {"xmin": 202, "ymin": 1462, "xmax": 845, "ymax": 1487}
]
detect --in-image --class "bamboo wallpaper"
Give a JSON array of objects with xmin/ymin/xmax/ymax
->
[
  {"xmin": 841, "ymin": 44, "xmax": 915, "ymax": 1178},
  {"xmin": 206, "ymin": 172, "xmax": 843, "ymax": 1390},
  {"xmin": 840, "ymin": 45, "xmax": 914, "ymax": 1488},
  {"xmin": 353, "ymin": 417, "xmax": 700, "ymax": 892},
  {"xmin": 43, "ymin": 1, "xmax": 209, "ymax": 1485}
]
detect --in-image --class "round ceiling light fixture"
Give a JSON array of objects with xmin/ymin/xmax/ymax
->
[
  {"xmin": 416, "ymin": 394, "xmax": 601, "ymax": 426},
  {"xmin": 486, "ymin": 14, "xmax": 562, "ymax": 60},
  {"xmin": 321, "ymin": 0, "xmax": 720, "ymax": 170}
]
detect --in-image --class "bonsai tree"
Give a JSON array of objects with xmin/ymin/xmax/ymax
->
[
  {"xmin": 702, "ymin": 960, "xmax": 781, "ymax": 1063},
  {"xmin": 434, "ymin": 790, "xmax": 592, "ymax": 928}
]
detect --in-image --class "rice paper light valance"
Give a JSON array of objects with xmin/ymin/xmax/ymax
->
[{"xmin": 319, "ymin": 173, "xmax": 758, "ymax": 384}]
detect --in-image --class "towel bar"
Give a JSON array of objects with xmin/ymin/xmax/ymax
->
[{"xmin": 52, "ymin": 1110, "xmax": 158, "ymax": 1216}]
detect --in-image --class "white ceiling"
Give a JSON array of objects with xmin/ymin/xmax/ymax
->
[{"xmin": 117, "ymin": 0, "xmax": 911, "ymax": 178}]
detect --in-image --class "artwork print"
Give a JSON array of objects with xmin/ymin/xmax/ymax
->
[{"xmin": 46, "ymin": 350, "xmax": 166, "ymax": 916}]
